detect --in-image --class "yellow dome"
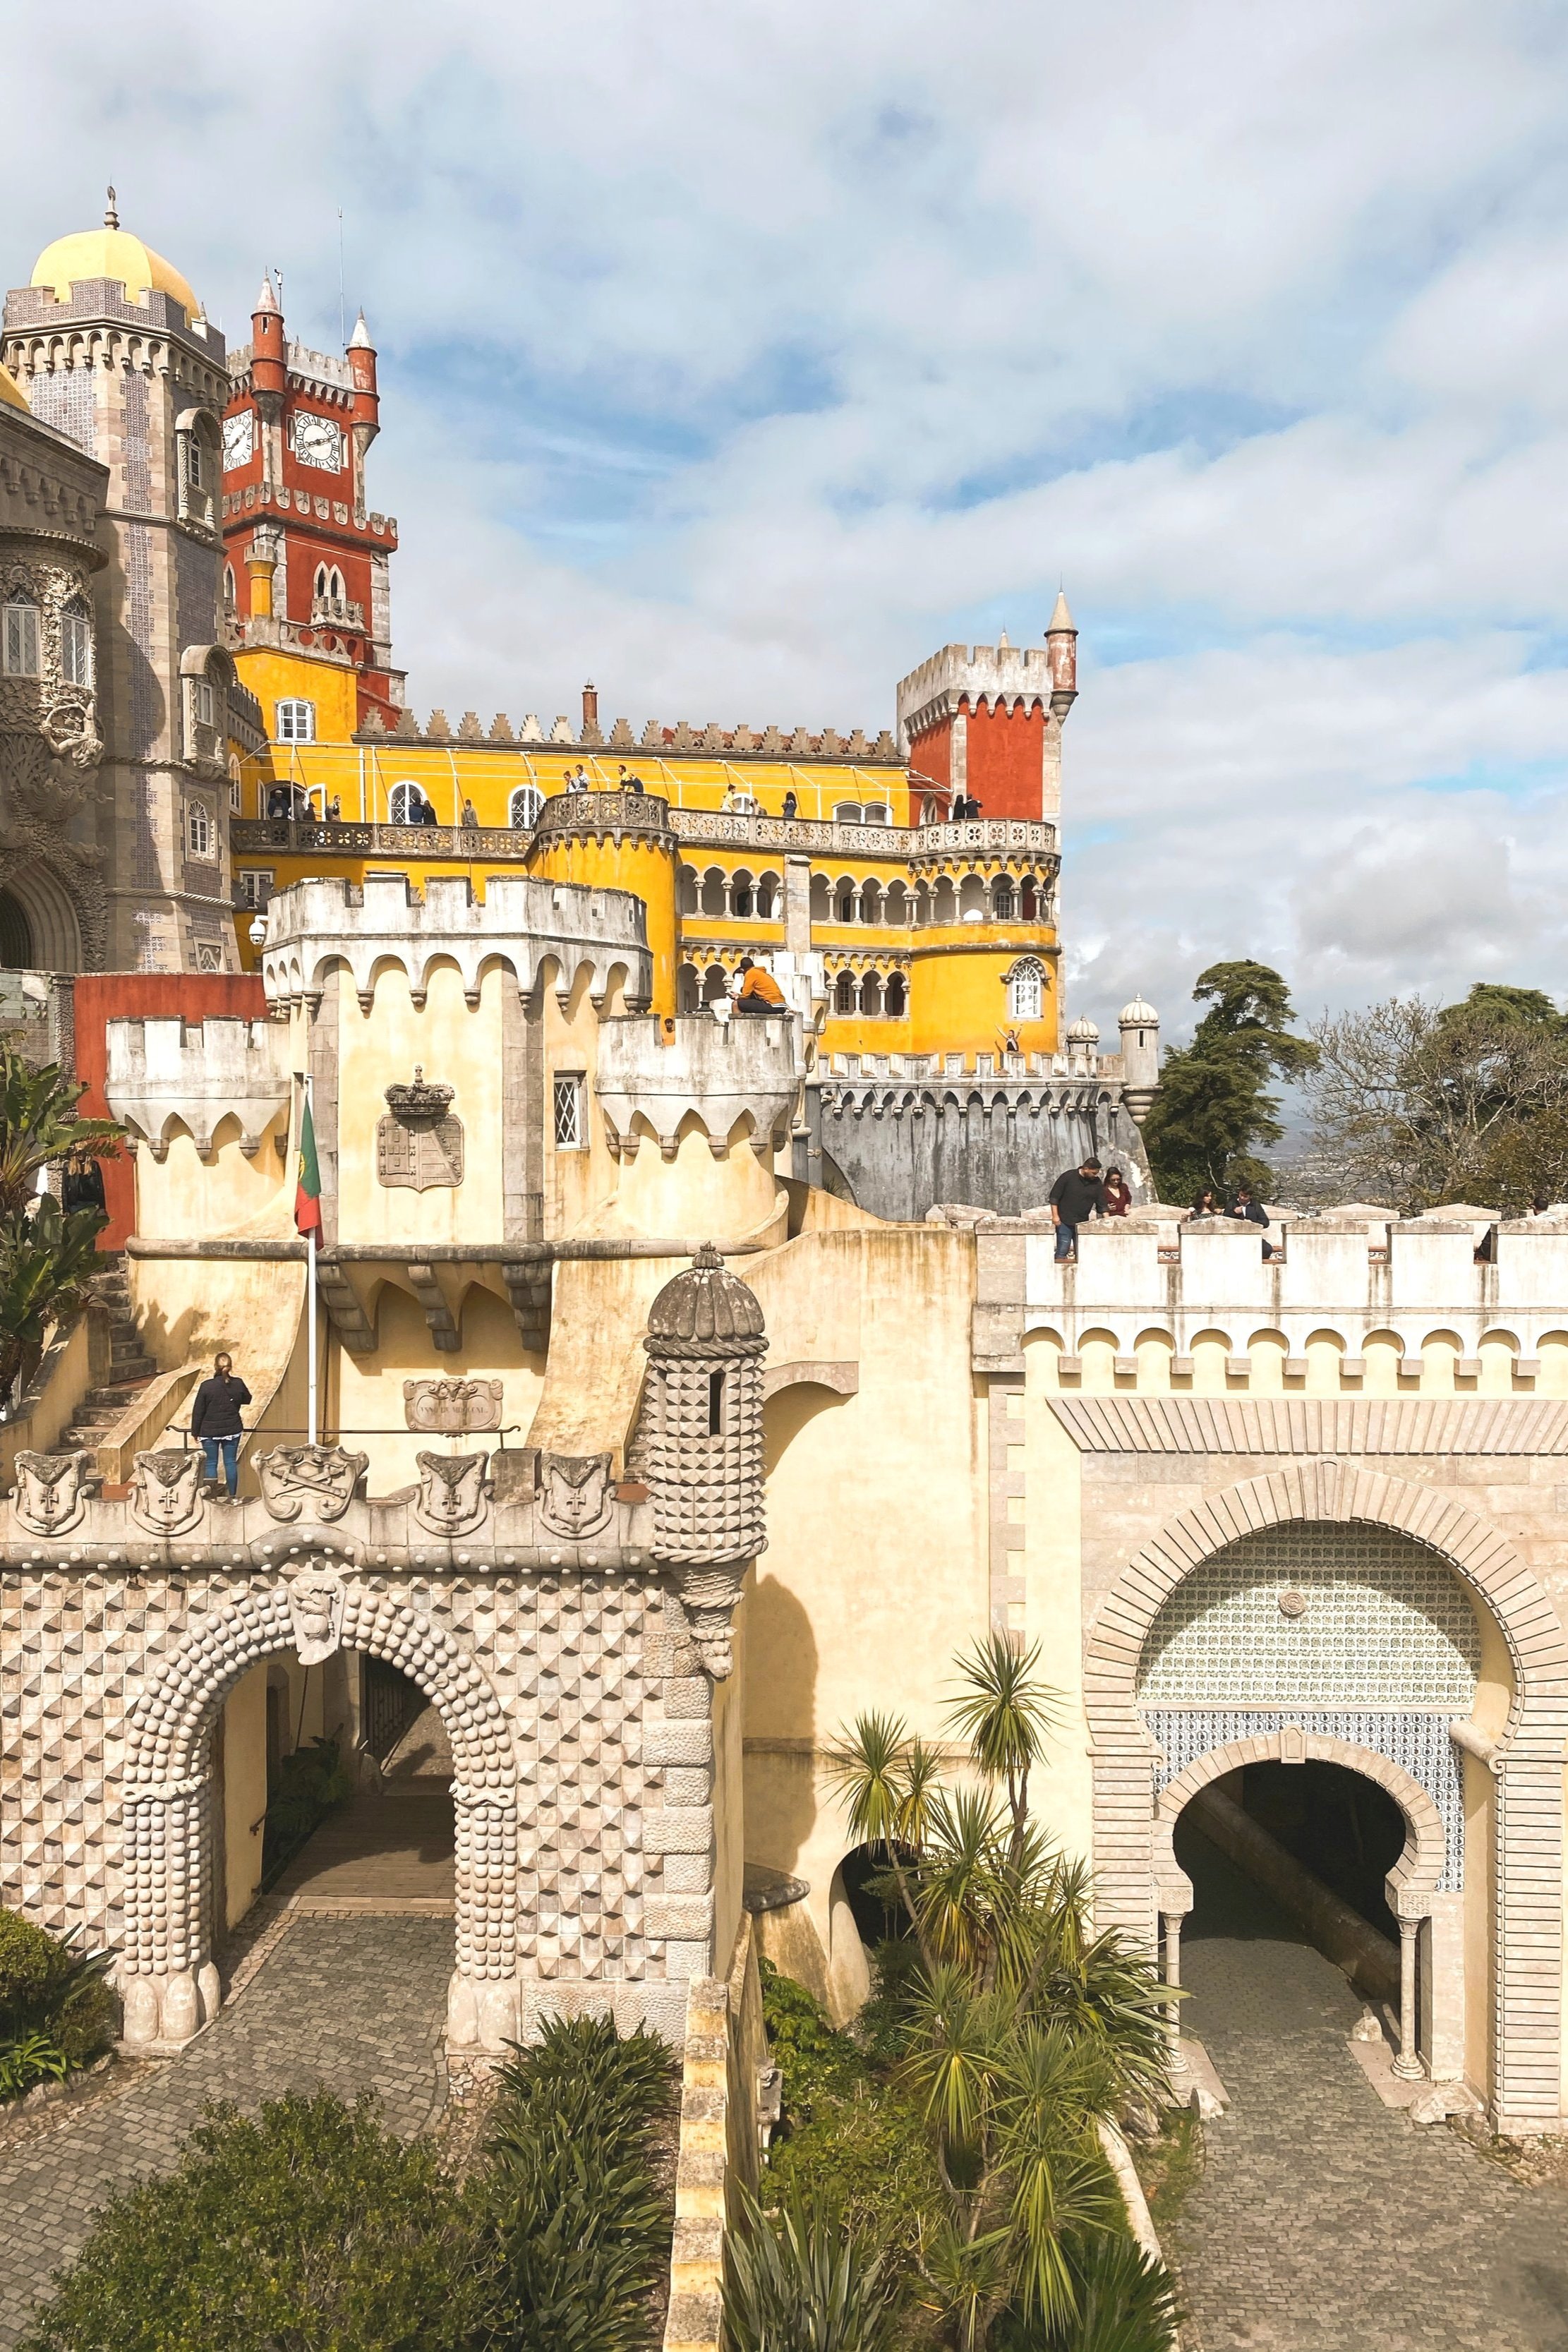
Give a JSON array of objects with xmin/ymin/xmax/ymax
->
[
  {"xmin": 30, "ymin": 224, "xmax": 199, "ymax": 318},
  {"xmin": 0, "ymin": 362, "xmax": 29, "ymax": 414}
]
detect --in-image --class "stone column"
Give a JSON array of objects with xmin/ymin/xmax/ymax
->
[
  {"xmin": 1162, "ymin": 1911, "xmax": 1188, "ymax": 2082},
  {"xmin": 121, "ymin": 1777, "xmax": 220, "ymax": 2047},
  {"xmin": 1393, "ymin": 1918, "xmax": 1425, "ymax": 2081},
  {"xmin": 447, "ymin": 1783, "xmax": 520, "ymax": 2051}
]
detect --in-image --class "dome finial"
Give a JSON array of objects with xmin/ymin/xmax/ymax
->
[{"xmin": 104, "ymin": 186, "xmax": 119, "ymax": 230}]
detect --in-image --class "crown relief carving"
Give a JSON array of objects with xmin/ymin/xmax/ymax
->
[{"xmin": 384, "ymin": 1066, "xmax": 455, "ymax": 1125}]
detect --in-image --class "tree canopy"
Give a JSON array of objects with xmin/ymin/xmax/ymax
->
[{"xmin": 1141, "ymin": 960, "xmax": 1317, "ymax": 1206}]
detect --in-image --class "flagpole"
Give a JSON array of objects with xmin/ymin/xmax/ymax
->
[{"xmin": 306, "ymin": 1073, "xmax": 318, "ymax": 1447}]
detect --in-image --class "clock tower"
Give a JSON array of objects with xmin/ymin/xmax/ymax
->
[{"xmin": 220, "ymin": 272, "xmax": 404, "ymax": 747}]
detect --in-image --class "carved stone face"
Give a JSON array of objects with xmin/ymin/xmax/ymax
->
[
  {"xmin": 537, "ymin": 1452, "xmax": 614, "ymax": 1540},
  {"xmin": 287, "ymin": 1576, "xmax": 345, "ymax": 1665},
  {"xmin": 13, "ymin": 1449, "xmax": 92, "ymax": 1537}
]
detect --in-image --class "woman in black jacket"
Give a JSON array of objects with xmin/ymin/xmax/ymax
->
[{"xmin": 189, "ymin": 1353, "xmax": 252, "ymax": 1497}]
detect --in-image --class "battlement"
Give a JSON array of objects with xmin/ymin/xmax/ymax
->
[
  {"xmin": 596, "ymin": 1012, "xmax": 806, "ymax": 1161},
  {"xmin": 105, "ymin": 1016, "xmax": 289, "ymax": 1159},
  {"xmin": 896, "ymin": 641, "xmax": 1063, "ymax": 747},
  {"xmin": 357, "ymin": 709, "xmax": 902, "ymax": 761},
  {"xmin": 2, "ymin": 280, "xmax": 224, "ymax": 361},
  {"xmin": 258, "ymin": 871, "xmax": 653, "ymax": 1015},
  {"xmin": 972, "ymin": 1208, "xmax": 1568, "ymax": 1376}
]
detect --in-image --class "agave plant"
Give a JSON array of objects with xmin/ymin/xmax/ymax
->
[{"xmin": 723, "ymin": 2185, "xmax": 902, "ymax": 2352}]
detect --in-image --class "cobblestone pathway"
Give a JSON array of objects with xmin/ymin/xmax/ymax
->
[
  {"xmin": 1171, "ymin": 1831, "xmax": 1568, "ymax": 2352},
  {"xmin": 0, "ymin": 1914, "xmax": 451, "ymax": 2347}
]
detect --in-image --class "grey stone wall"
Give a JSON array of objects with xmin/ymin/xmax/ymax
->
[{"xmin": 802, "ymin": 1077, "xmax": 1153, "ymax": 1219}]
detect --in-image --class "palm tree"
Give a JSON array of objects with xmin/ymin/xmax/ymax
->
[
  {"xmin": 824, "ymin": 1636, "xmax": 1176, "ymax": 2352},
  {"xmin": 0, "ymin": 1047, "xmax": 121, "ymax": 1411},
  {"xmin": 0, "ymin": 1048, "xmax": 119, "ymax": 1219}
]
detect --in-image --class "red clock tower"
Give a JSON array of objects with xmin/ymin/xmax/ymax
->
[{"xmin": 220, "ymin": 272, "xmax": 404, "ymax": 740}]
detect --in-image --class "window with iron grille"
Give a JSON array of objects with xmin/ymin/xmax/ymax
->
[{"xmin": 553, "ymin": 1074, "xmax": 584, "ymax": 1149}]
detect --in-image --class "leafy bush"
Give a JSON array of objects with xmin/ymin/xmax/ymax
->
[
  {"xmin": 0, "ymin": 1909, "xmax": 115, "ymax": 2096},
  {"xmin": 1044, "ymin": 2233, "xmax": 1179, "ymax": 2352},
  {"xmin": 724, "ymin": 2183, "xmax": 902, "ymax": 2352},
  {"xmin": 478, "ymin": 2013, "xmax": 678, "ymax": 2352},
  {"xmin": 18, "ymin": 2092, "xmax": 486, "ymax": 2352},
  {"xmin": 265, "ymin": 1733, "xmax": 354, "ymax": 1843}
]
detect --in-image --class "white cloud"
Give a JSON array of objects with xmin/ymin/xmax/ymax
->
[{"xmin": 8, "ymin": 0, "xmax": 1568, "ymax": 1042}]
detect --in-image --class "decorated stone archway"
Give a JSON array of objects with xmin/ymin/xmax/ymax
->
[
  {"xmin": 120, "ymin": 1575, "xmax": 519, "ymax": 2052},
  {"xmin": 1084, "ymin": 1459, "xmax": 1568, "ymax": 2135}
]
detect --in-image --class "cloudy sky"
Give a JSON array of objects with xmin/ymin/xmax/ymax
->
[{"xmin": 11, "ymin": 1, "xmax": 1568, "ymax": 1039}]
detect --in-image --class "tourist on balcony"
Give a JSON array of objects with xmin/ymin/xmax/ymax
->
[
  {"xmin": 1190, "ymin": 1185, "xmax": 1221, "ymax": 1217},
  {"xmin": 1228, "ymin": 1181, "xmax": 1279, "ymax": 1260},
  {"xmin": 1102, "ymin": 1167, "xmax": 1133, "ymax": 1217},
  {"xmin": 567, "ymin": 764, "xmax": 590, "ymax": 793},
  {"xmin": 781, "ymin": 790, "xmax": 797, "ymax": 819},
  {"xmin": 190, "ymin": 1352, "xmax": 252, "ymax": 1500},
  {"xmin": 461, "ymin": 798, "xmax": 478, "ymax": 830},
  {"xmin": 732, "ymin": 957, "xmax": 786, "ymax": 1014},
  {"xmin": 1049, "ymin": 1155, "xmax": 1104, "ymax": 1262}
]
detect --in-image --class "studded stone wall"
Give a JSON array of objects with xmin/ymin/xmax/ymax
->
[{"xmin": 0, "ymin": 1562, "xmax": 704, "ymax": 2047}]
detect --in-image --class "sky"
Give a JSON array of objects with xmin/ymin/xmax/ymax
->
[{"xmin": 10, "ymin": 0, "xmax": 1568, "ymax": 1042}]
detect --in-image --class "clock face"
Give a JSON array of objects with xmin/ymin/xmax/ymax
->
[
  {"xmin": 291, "ymin": 411, "xmax": 344, "ymax": 471},
  {"xmin": 222, "ymin": 409, "xmax": 255, "ymax": 469}
]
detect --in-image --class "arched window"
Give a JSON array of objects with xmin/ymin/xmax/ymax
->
[
  {"xmin": 229, "ymin": 755, "xmax": 243, "ymax": 814},
  {"xmin": 886, "ymin": 972, "xmax": 907, "ymax": 1019},
  {"xmin": 275, "ymin": 698, "xmax": 315, "ymax": 744},
  {"xmin": 390, "ymin": 780, "xmax": 434, "ymax": 824},
  {"xmin": 837, "ymin": 884, "xmax": 857, "ymax": 923},
  {"xmin": 313, "ymin": 564, "xmax": 328, "ymax": 599},
  {"xmin": 2, "ymin": 593, "xmax": 40, "ymax": 678},
  {"xmin": 992, "ymin": 879, "xmax": 1017, "ymax": 922},
  {"xmin": 186, "ymin": 800, "xmax": 214, "ymax": 858},
  {"xmin": 860, "ymin": 971, "xmax": 883, "ymax": 1017},
  {"xmin": 61, "ymin": 601, "xmax": 92, "ymax": 687},
  {"xmin": 1020, "ymin": 876, "xmax": 1038, "ymax": 919},
  {"xmin": 861, "ymin": 802, "xmax": 891, "ymax": 826},
  {"xmin": 1006, "ymin": 958, "xmax": 1046, "ymax": 1022},
  {"xmin": 222, "ymin": 565, "xmax": 236, "ymax": 611},
  {"xmin": 509, "ymin": 784, "xmax": 543, "ymax": 829},
  {"xmin": 834, "ymin": 970, "xmax": 857, "ymax": 1015},
  {"xmin": 732, "ymin": 872, "xmax": 754, "ymax": 919},
  {"xmin": 756, "ymin": 873, "xmax": 779, "ymax": 918}
]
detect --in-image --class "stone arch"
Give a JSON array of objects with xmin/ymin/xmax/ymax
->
[
  {"xmin": 1085, "ymin": 1459, "xmax": 1568, "ymax": 2133},
  {"xmin": 121, "ymin": 1577, "xmax": 519, "ymax": 2054},
  {"xmin": 1152, "ymin": 1729, "xmax": 1446, "ymax": 1918}
]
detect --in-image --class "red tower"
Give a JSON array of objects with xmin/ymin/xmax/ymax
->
[
  {"xmin": 220, "ymin": 275, "xmax": 403, "ymax": 733},
  {"xmin": 894, "ymin": 596, "xmax": 1078, "ymax": 823}
]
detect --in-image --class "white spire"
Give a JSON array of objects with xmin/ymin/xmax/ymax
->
[
  {"xmin": 1047, "ymin": 588, "xmax": 1075, "ymax": 634},
  {"xmin": 253, "ymin": 270, "xmax": 279, "ymax": 314},
  {"xmin": 348, "ymin": 308, "xmax": 373, "ymax": 349}
]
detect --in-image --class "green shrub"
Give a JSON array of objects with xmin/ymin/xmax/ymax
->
[
  {"xmin": 1041, "ymin": 2232, "xmax": 1180, "ymax": 2352},
  {"xmin": 19, "ymin": 2091, "xmax": 486, "ymax": 2352},
  {"xmin": 723, "ymin": 2184, "xmax": 902, "ymax": 2352},
  {"xmin": 265, "ymin": 1734, "xmax": 354, "ymax": 1842},
  {"xmin": 478, "ymin": 2013, "xmax": 678, "ymax": 2352},
  {"xmin": 0, "ymin": 1909, "xmax": 115, "ymax": 2094}
]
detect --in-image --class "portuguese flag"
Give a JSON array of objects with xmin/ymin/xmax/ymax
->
[{"xmin": 295, "ymin": 1097, "xmax": 323, "ymax": 1243}]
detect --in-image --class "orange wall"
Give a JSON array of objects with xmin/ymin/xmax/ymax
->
[{"xmin": 963, "ymin": 701, "xmax": 1045, "ymax": 821}]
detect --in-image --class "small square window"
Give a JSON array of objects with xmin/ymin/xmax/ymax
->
[
  {"xmin": 276, "ymin": 698, "xmax": 315, "ymax": 744},
  {"xmin": 553, "ymin": 1074, "xmax": 584, "ymax": 1150},
  {"xmin": 191, "ymin": 677, "xmax": 215, "ymax": 727},
  {"xmin": 236, "ymin": 868, "xmax": 274, "ymax": 910},
  {"xmin": 186, "ymin": 802, "xmax": 214, "ymax": 859}
]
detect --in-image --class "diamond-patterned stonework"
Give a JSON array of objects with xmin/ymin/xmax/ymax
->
[{"xmin": 1135, "ymin": 1526, "xmax": 1480, "ymax": 1711}]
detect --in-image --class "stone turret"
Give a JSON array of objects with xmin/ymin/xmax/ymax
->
[
  {"xmin": 641, "ymin": 1244, "xmax": 767, "ymax": 1676},
  {"xmin": 1119, "ymin": 994, "xmax": 1160, "ymax": 1123}
]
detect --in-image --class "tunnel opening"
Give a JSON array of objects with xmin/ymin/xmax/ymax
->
[{"xmin": 1229, "ymin": 1757, "xmax": 1406, "ymax": 1941}]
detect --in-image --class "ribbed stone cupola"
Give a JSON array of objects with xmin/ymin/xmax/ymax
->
[{"xmin": 641, "ymin": 1243, "xmax": 767, "ymax": 1675}]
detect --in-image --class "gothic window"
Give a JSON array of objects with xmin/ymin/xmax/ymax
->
[
  {"xmin": 1006, "ymin": 958, "xmax": 1046, "ymax": 1023},
  {"xmin": 222, "ymin": 565, "xmax": 236, "ymax": 611},
  {"xmin": 834, "ymin": 969, "xmax": 857, "ymax": 1015},
  {"xmin": 390, "ymin": 779, "xmax": 433, "ymax": 824},
  {"xmin": 860, "ymin": 970, "xmax": 883, "ymax": 1017},
  {"xmin": 509, "ymin": 784, "xmax": 544, "ymax": 829},
  {"xmin": 61, "ymin": 601, "xmax": 93, "ymax": 687},
  {"xmin": 229, "ymin": 756, "xmax": 243, "ymax": 814},
  {"xmin": 2, "ymin": 594, "xmax": 40, "ymax": 677},
  {"xmin": 176, "ymin": 409, "xmax": 220, "ymax": 531},
  {"xmin": 553, "ymin": 1073, "xmax": 584, "ymax": 1150},
  {"xmin": 276, "ymin": 698, "xmax": 315, "ymax": 744},
  {"xmin": 837, "ymin": 886, "xmax": 857, "ymax": 923},
  {"xmin": 886, "ymin": 972, "xmax": 908, "ymax": 1018},
  {"xmin": 992, "ymin": 879, "xmax": 1017, "ymax": 922},
  {"xmin": 186, "ymin": 800, "xmax": 215, "ymax": 859},
  {"xmin": 756, "ymin": 874, "xmax": 779, "ymax": 918}
]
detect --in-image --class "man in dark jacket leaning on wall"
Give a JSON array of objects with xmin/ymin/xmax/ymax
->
[{"xmin": 188, "ymin": 1353, "xmax": 253, "ymax": 1498}]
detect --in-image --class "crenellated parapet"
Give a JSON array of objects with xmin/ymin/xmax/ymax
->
[
  {"xmin": 106, "ymin": 1015, "xmax": 290, "ymax": 1159},
  {"xmin": 596, "ymin": 1012, "xmax": 805, "ymax": 1161},
  {"xmin": 258, "ymin": 870, "xmax": 653, "ymax": 1014}
]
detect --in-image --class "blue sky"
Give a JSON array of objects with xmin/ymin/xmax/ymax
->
[{"xmin": 11, "ymin": 0, "xmax": 1568, "ymax": 1039}]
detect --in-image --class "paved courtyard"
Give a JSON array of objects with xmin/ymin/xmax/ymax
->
[
  {"xmin": 0, "ymin": 1909, "xmax": 452, "ymax": 2346},
  {"xmin": 1171, "ymin": 1829, "xmax": 1568, "ymax": 2352}
]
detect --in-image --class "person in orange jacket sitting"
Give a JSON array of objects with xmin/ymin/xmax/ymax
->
[{"xmin": 732, "ymin": 956, "xmax": 786, "ymax": 1013}]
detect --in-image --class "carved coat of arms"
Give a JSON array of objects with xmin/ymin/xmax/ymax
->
[
  {"xmin": 130, "ymin": 1448, "xmax": 205, "ymax": 1536},
  {"xmin": 287, "ymin": 1575, "xmax": 346, "ymax": 1665},
  {"xmin": 413, "ymin": 1450, "xmax": 491, "ymax": 1536},
  {"xmin": 377, "ymin": 1069, "xmax": 464, "ymax": 1192},
  {"xmin": 12, "ymin": 1449, "xmax": 94, "ymax": 1537},
  {"xmin": 404, "ymin": 1378, "xmax": 503, "ymax": 1435},
  {"xmin": 255, "ymin": 1444, "xmax": 368, "ymax": 1522},
  {"xmin": 537, "ymin": 1452, "xmax": 614, "ymax": 1540}
]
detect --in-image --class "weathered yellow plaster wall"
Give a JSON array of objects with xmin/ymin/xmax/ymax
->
[
  {"xmin": 131, "ymin": 1115, "xmax": 290, "ymax": 1236},
  {"xmin": 1023, "ymin": 1337, "xmax": 1093, "ymax": 1862},
  {"xmin": 335, "ymin": 963, "xmax": 507, "ymax": 1245},
  {"xmin": 333, "ymin": 1283, "xmax": 544, "ymax": 1490},
  {"xmin": 221, "ymin": 1663, "xmax": 268, "ymax": 1928}
]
